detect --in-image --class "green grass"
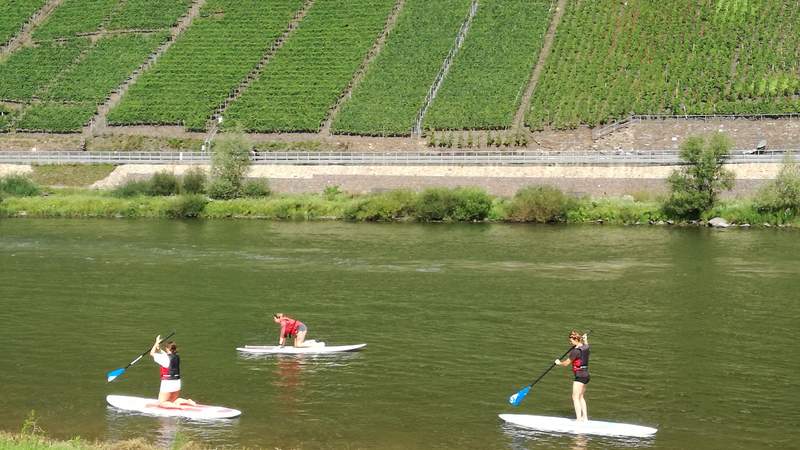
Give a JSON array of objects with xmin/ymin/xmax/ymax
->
[
  {"xmin": 0, "ymin": 0, "xmax": 47, "ymax": 46},
  {"xmin": 29, "ymin": 164, "xmax": 116, "ymax": 187}
]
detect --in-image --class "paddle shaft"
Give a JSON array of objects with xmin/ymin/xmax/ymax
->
[{"xmin": 525, "ymin": 330, "xmax": 592, "ymax": 388}]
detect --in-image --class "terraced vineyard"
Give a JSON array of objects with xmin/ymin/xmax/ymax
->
[
  {"xmin": 423, "ymin": 0, "xmax": 554, "ymax": 130},
  {"xmin": 222, "ymin": 0, "xmax": 395, "ymax": 133},
  {"xmin": 107, "ymin": 0, "xmax": 305, "ymax": 131},
  {"xmin": 1, "ymin": 0, "xmax": 799, "ymax": 137},
  {"xmin": 331, "ymin": 0, "xmax": 474, "ymax": 136},
  {"xmin": 526, "ymin": 0, "xmax": 800, "ymax": 130},
  {"xmin": 0, "ymin": 0, "xmax": 47, "ymax": 46},
  {"xmin": 0, "ymin": 0, "xmax": 189, "ymax": 132}
]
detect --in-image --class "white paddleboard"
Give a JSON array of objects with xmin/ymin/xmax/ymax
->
[
  {"xmin": 107, "ymin": 395, "xmax": 241, "ymax": 419},
  {"xmin": 237, "ymin": 343, "xmax": 366, "ymax": 354},
  {"xmin": 499, "ymin": 414, "xmax": 657, "ymax": 438}
]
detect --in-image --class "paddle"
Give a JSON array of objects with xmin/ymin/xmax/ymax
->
[
  {"xmin": 106, "ymin": 331, "xmax": 175, "ymax": 383},
  {"xmin": 508, "ymin": 330, "xmax": 591, "ymax": 406}
]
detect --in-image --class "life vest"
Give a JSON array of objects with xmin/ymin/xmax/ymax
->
[
  {"xmin": 160, "ymin": 353, "xmax": 180, "ymax": 380},
  {"xmin": 571, "ymin": 345, "xmax": 590, "ymax": 375},
  {"xmin": 280, "ymin": 317, "xmax": 302, "ymax": 338}
]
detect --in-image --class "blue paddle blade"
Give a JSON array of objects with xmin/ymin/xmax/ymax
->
[
  {"xmin": 106, "ymin": 368, "xmax": 125, "ymax": 383},
  {"xmin": 508, "ymin": 386, "xmax": 531, "ymax": 406}
]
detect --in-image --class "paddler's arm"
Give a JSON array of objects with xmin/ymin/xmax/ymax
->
[
  {"xmin": 555, "ymin": 357, "xmax": 572, "ymax": 366},
  {"xmin": 278, "ymin": 324, "xmax": 286, "ymax": 347},
  {"xmin": 149, "ymin": 335, "xmax": 162, "ymax": 356}
]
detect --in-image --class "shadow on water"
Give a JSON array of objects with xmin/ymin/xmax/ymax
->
[{"xmin": 500, "ymin": 423, "xmax": 655, "ymax": 450}]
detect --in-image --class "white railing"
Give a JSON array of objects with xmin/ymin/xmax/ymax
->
[{"xmin": 0, "ymin": 149, "xmax": 796, "ymax": 166}]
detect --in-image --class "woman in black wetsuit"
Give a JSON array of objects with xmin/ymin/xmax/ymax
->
[{"xmin": 555, "ymin": 330, "xmax": 590, "ymax": 421}]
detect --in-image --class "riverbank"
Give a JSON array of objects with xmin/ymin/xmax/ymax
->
[
  {"xmin": 0, "ymin": 189, "xmax": 796, "ymax": 227},
  {"xmin": 0, "ymin": 431, "xmax": 201, "ymax": 450}
]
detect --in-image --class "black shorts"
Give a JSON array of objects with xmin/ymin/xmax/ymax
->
[{"xmin": 574, "ymin": 374, "xmax": 590, "ymax": 384}]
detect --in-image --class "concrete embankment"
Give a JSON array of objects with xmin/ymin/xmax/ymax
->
[{"xmin": 89, "ymin": 163, "xmax": 782, "ymax": 197}]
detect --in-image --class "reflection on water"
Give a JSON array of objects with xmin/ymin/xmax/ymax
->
[
  {"xmin": 501, "ymin": 423, "xmax": 655, "ymax": 450},
  {"xmin": 105, "ymin": 408, "xmax": 240, "ymax": 447}
]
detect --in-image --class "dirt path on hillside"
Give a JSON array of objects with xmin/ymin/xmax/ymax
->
[
  {"xmin": 320, "ymin": 0, "xmax": 407, "ymax": 135},
  {"xmin": 512, "ymin": 0, "xmax": 568, "ymax": 130},
  {"xmin": 85, "ymin": 0, "xmax": 208, "ymax": 137},
  {"xmin": 0, "ymin": 0, "xmax": 64, "ymax": 57}
]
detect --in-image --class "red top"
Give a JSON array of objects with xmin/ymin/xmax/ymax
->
[
  {"xmin": 279, "ymin": 317, "xmax": 303, "ymax": 338},
  {"xmin": 568, "ymin": 344, "xmax": 590, "ymax": 375}
]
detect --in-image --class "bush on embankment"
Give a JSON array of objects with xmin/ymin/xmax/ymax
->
[{"xmin": 0, "ymin": 174, "xmax": 41, "ymax": 197}]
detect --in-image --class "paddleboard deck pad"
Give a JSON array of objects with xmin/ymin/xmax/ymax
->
[
  {"xmin": 107, "ymin": 395, "xmax": 241, "ymax": 419},
  {"xmin": 499, "ymin": 414, "xmax": 657, "ymax": 438},
  {"xmin": 237, "ymin": 343, "xmax": 366, "ymax": 354}
]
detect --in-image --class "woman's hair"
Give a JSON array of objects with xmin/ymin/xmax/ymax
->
[
  {"xmin": 273, "ymin": 313, "xmax": 283, "ymax": 319},
  {"xmin": 165, "ymin": 341, "xmax": 177, "ymax": 353},
  {"xmin": 569, "ymin": 330, "xmax": 583, "ymax": 341}
]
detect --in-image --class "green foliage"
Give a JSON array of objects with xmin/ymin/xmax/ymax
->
[
  {"xmin": 332, "ymin": 0, "xmax": 474, "ymax": 135},
  {"xmin": 33, "ymin": 0, "xmax": 118, "ymax": 40},
  {"xmin": 180, "ymin": 167, "xmax": 207, "ymax": 194},
  {"xmin": 753, "ymin": 157, "xmax": 800, "ymax": 217},
  {"xmin": 0, "ymin": 174, "xmax": 41, "ymax": 197},
  {"xmin": 567, "ymin": 198, "xmax": 665, "ymax": 224},
  {"xmin": 0, "ymin": 40, "xmax": 89, "ymax": 102},
  {"xmin": 414, "ymin": 187, "xmax": 492, "ymax": 222},
  {"xmin": 208, "ymin": 133, "xmax": 252, "ymax": 198},
  {"xmin": 20, "ymin": 411, "xmax": 43, "ymax": 436},
  {"xmin": 166, "ymin": 194, "xmax": 208, "ymax": 218},
  {"xmin": 425, "ymin": 0, "xmax": 553, "ymax": 129},
  {"xmin": 0, "ymin": 1, "xmax": 46, "ymax": 45},
  {"xmin": 148, "ymin": 171, "xmax": 180, "ymax": 196},
  {"xmin": 343, "ymin": 189, "xmax": 417, "ymax": 221},
  {"xmin": 527, "ymin": 0, "xmax": 800, "ymax": 129},
  {"xmin": 30, "ymin": 164, "xmax": 115, "ymax": 187},
  {"xmin": 241, "ymin": 179, "xmax": 271, "ymax": 198},
  {"xmin": 111, "ymin": 179, "xmax": 150, "ymax": 198},
  {"xmin": 15, "ymin": 103, "xmax": 97, "ymax": 133},
  {"xmin": 108, "ymin": 0, "xmax": 304, "ymax": 130},
  {"xmin": 506, "ymin": 185, "xmax": 575, "ymax": 223},
  {"xmin": 223, "ymin": 0, "xmax": 395, "ymax": 133},
  {"xmin": 663, "ymin": 134, "xmax": 735, "ymax": 219},
  {"xmin": 106, "ymin": 0, "xmax": 193, "ymax": 30},
  {"xmin": 323, "ymin": 185, "xmax": 343, "ymax": 200}
]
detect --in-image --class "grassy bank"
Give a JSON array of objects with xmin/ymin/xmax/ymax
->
[
  {"xmin": 0, "ymin": 431, "xmax": 202, "ymax": 450},
  {"xmin": 1, "ymin": 188, "xmax": 797, "ymax": 227}
]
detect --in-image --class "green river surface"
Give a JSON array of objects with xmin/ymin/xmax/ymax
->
[{"xmin": 0, "ymin": 219, "xmax": 797, "ymax": 449}]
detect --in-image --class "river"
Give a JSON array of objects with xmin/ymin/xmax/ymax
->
[{"xmin": 0, "ymin": 219, "xmax": 796, "ymax": 449}]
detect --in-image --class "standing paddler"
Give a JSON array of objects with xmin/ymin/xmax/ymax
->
[{"xmin": 555, "ymin": 330, "xmax": 590, "ymax": 421}]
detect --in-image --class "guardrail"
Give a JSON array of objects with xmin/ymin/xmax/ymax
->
[{"xmin": 0, "ymin": 150, "xmax": 796, "ymax": 166}]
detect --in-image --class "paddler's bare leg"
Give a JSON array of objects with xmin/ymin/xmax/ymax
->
[
  {"xmin": 294, "ymin": 330, "xmax": 307, "ymax": 347},
  {"xmin": 572, "ymin": 382, "xmax": 588, "ymax": 421}
]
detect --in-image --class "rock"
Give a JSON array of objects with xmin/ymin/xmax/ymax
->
[
  {"xmin": 740, "ymin": 223, "xmax": 751, "ymax": 228},
  {"xmin": 763, "ymin": 223, "xmax": 771, "ymax": 228},
  {"xmin": 666, "ymin": 220, "xmax": 674, "ymax": 225},
  {"xmin": 656, "ymin": 220, "xmax": 666, "ymax": 225},
  {"xmin": 708, "ymin": 217, "xmax": 731, "ymax": 228}
]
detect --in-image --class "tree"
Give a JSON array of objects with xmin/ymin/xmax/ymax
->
[
  {"xmin": 207, "ymin": 132, "xmax": 253, "ymax": 200},
  {"xmin": 663, "ymin": 133, "xmax": 735, "ymax": 219}
]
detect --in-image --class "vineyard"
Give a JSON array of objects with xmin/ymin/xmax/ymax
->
[
  {"xmin": 107, "ymin": 0, "xmax": 305, "ymax": 131},
  {"xmin": 0, "ymin": 0, "xmax": 47, "ymax": 46},
  {"xmin": 0, "ymin": 0, "xmax": 189, "ymax": 132},
  {"xmin": 423, "ymin": 0, "xmax": 554, "ymax": 130},
  {"xmin": 526, "ymin": 0, "xmax": 800, "ymax": 130},
  {"xmin": 331, "ymin": 0, "xmax": 475, "ymax": 136},
  {"xmin": 1, "ymin": 0, "xmax": 799, "ymax": 137},
  {"xmin": 222, "ymin": 0, "xmax": 395, "ymax": 133}
]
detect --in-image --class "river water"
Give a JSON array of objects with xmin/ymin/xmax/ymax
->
[{"xmin": 0, "ymin": 219, "xmax": 797, "ymax": 449}]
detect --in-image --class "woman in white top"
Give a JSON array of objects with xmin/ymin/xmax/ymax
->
[{"xmin": 150, "ymin": 335, "xmax": 196, "ymax": 408}]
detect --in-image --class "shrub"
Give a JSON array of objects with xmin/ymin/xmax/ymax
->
[
  {"xmin": 414, "ymin": 187, "xmax": 492, "ymax": 222},
  {"xmin": 206, "ymin": 178, "xmax": 239, "ymax": 200},
  {"xmin": 166, "ymin": 195, "xmax": 208, "ymax": 218},
  {"xmin": 344, "ymin": 189, "xmax": 417, "ymax": 221},
  {"xmin": 209, "ymin": 132, "xmax": 252, "ymax": 199},
  {"xmin": 242, "ymin": 179, "xmax": 271, "ymax": 198},
  {"xmin": 506, "ymin": 185, "xmax": 575, "ymax": 223},
  {"xmin": 663, "ymin": 134, "xmax": 735, "ymax": 220},
  {"xmin": 0, "ymin": 174, "xmax": 41, "ymax": 197},
  {"xmin": 181, "ymin": 166, "xmax": 207, "ymax": 194},
  {"xmin": 111, "ymin": 179, "xmax": 150, "ymax": 197},
  {"xmin": 324, "ymin": 185, "xmax": 343, "ymax": 200},
  {"xmin": 147, "ymin": 171, "xmax": 179, "ymax": 196},
  {"xmin": 754, "ymin": 157, "xmax": 800, "ymax": 216}
]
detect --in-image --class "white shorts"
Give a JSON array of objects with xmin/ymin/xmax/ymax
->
[{"xmin": 159, "ymin": 379, "xmax": 181, "ymax": 393}]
